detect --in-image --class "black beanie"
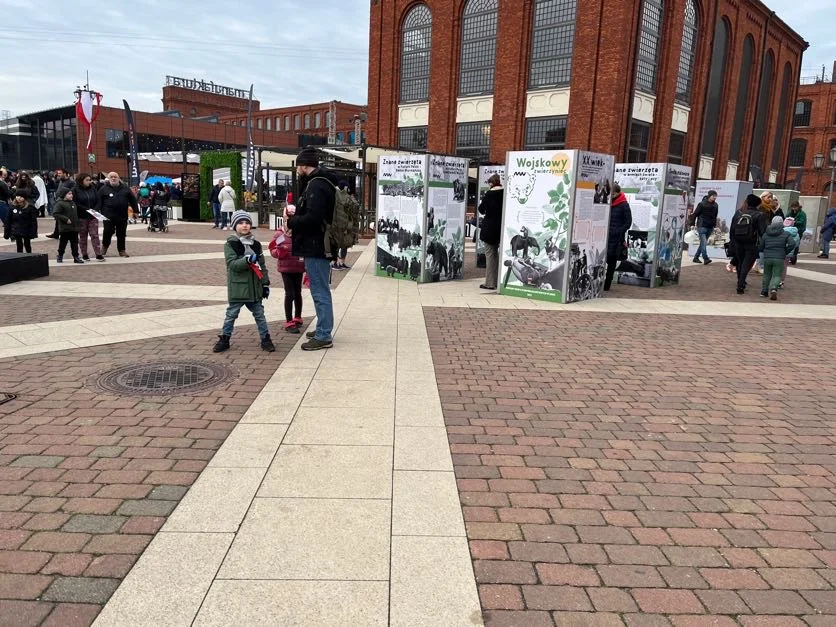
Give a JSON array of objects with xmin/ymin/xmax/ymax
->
[
  {"xmin": 296, "ymin": 147, "xmax": 319, "ymax": 167},
  {"xmin": 746, "ymin": 194, "xmax": 761, "ymax": 208}
]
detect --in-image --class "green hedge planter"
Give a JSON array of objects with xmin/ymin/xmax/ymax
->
[{"xmin": 199, "ymin": 152, "xmax": 243, "ymax": 221}]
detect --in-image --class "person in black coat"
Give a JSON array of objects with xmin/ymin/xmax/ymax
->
[
  {"xmin": 691, "ymin": 191, "xmax": 719, "ymax": 264},
  {"xmin": 96, "ymin": 172, "xmax": 138, "ymax": 257},
  {"xmin": 478, "ymin": 174, "xmax": 503, "ymax": 290},
  {"xmin": 3, "ymin": 190, "xmax": 39, "ymax": 252},
  {"xmin": 604, "ymin": 184, "xmax": 633, "ymax": 291}
]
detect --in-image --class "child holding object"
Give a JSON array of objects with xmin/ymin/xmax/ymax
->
[
  {"xmin": 52, "ymin": 187, "xmax": 84, "ymax": 263},
  {"xmin": 213, "ymin": 210, "xmax": 275, "ymax": 353},
  {"xmin": 268, "ymin": 209, "xmax": 305, "ymax": 334},
  {"xmin": 780, "ymin": 217, "xmax": 800, "ymax": 288},
  {"xmin": 758, "ymin": 216, "xmax": 795, "ymax": 301}
]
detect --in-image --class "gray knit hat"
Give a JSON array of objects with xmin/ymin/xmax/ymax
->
[
  {"xmin": 230, "ymin": 210, "xmax": 252, "ymax": 230},
  {"xmin": 771, "ymin": 216, "xmax": 784, "ymax": 226}
]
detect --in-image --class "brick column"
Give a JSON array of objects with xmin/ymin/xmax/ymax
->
[{"xmin": 427, "ymin": 0, "xmax": 458, "ymax": 154}]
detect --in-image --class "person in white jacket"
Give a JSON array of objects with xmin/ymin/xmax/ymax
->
[{"xmin": 218, "ymin": 182, "xmax": 236, "ymax": 230}]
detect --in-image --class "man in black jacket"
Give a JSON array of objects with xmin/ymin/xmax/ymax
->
[
  {"xmin": 731, "ymin": 194, "xmax": 767, "ymax": 294},
  {"xmin": 691, "ymin": 190, "xmax": 718, "ymax": 265},
  {"xmin": 604, "ymin": 184, "xmax": 633, "ymax": 291},
  {"xmin": 97, "ymin": 172, "xmax": 138, "ymax": 257},
  {"xmin": 286, "ymin": 147, "xmax": 336, "ymax": 351}
]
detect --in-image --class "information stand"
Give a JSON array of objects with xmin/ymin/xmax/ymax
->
[
  {"xmin": 498, "ymin": 150, "xmax": 615, "ymax": 303},
  {"xmin": 691, "ymin": 180, "xmax": 753, "ymax": 259}
]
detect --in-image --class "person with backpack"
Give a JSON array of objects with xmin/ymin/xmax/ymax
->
[
  {"xmin": 759, "ymin": 216, "xmax": 795, "ymax": 300},
  {"xmin": 330, "ymin": 180, "xmax": 359, "ymax": 270},
  {"xmin": 138, "ymin": 182, "xmax": 152, "ymax": 224},
  {"xmin": 691, "ymin": 190, "xmax": 718, "ymax": 265},
  {"xmin": 730, "ymin": 194, "xmax": 767, "ymax": 294},
  {"xmin": 819, "ymin": 207, "xmax": 836, "ymax": 259},
  {"xmin": 285, "ymin": 147, "xmax": 338, "ymax": 351}
]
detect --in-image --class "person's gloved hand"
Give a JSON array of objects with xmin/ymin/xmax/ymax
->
[
  {"xmin": 262, "ymin": 286, "xmax": 270, "ymax": 299},
  {"xmin": 246, "ymin": 253, "xmax": 258, "ymax": 263}
]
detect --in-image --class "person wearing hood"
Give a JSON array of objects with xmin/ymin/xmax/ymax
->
[
  {"xmin": 758, "ymin": 216, "xmax": 795, "ymax": 300},
  {"xmin": 730, "ymin": 194, "xmax": 767, "ymax": 294},
  {"xmin": 52, "ymin": 186, "xmax": 84, "ymax": 264},
  {"xmin": 96, "ymin": 172, "xmax": 138, "ymax": 257},
  {"xmin": 285, "ymin": 146, "xmax": 337, "ymax": 350},
  {"xmin": 604, "ymin": 183, "xmax": 632, "ymax": 291},
  {"xmin": 691, "ymin": 190, "xmax": 718, "ymax": 265},
  {"xmin": 3, "ymin": 189, "xmax": 38, "ymax": 252},
  {"xmin": 218, "ymin": 180, "xmax": 237, "ymax": 231},
  {"xmin": 819, "ymin": 207, "xmax": 836, "ymax": 259},
  {"xmin": 74, "ymin": 173, "xmax": 104, "ymax": 261},
  {"xmin": 786, "ymin": 202, "xmax": 806, "ymax": 264},
  {"xmin": 478, "ymin": 173, "xmax": 504, "ymax": 290}
]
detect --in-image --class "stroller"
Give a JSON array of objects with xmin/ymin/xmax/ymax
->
[{"xmin": 149, "ymin": 205, "xmax": 169, "ymax": 232}]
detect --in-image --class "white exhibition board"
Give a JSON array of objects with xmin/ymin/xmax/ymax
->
[
  {"xmin": 692, "ymin": 180, "xmax": 753, "ymax": 259},
  {"xmin": 374, "ymin": 153, "xmax": 468, "ymax": 283},
  {"xmin": 498, "ymin": 150, "xmax": 614, "ymax": 303}
]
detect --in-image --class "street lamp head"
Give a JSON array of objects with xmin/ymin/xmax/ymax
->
[
  {"xmin": 830, "ymin": 145, "xmax": 836, "ymax": 165},
  {"xmin": 814, "ymin": 153, "xmax": 825, "ymax": 170}
]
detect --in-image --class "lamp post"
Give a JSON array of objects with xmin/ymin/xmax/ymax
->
[{"xmin": 830, "ymin": 146, "xmax": 836, "ymax": 209}]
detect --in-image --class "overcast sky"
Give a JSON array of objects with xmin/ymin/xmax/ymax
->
[{"xmin": 0, "ymin": 0, "xmax": 831, "ymax": 118}]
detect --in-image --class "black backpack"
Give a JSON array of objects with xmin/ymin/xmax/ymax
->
[{"xmin": 732, "ymin": 211, "xmax": 757, "ymax": 241}]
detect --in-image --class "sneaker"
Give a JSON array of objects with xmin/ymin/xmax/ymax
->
[
  {"xmin": 82, "ymin": 255, "xmax": 90, "ymax": 261},
  {"xmin": 818, "ymin": 253, "xmax": 829, "ymax": 259},
  {"xmin": 211, "ymin": 225, "xmax": 218, "ymax": 229},
  {"xmin": 261, "ymin": 334, "xmax": 276, "ymax": 352},
  {"xmin": 703, "ymin": 258, "xmax": 712, "ymax": 265},
  {"xmin": 339, "ymin": 262, "xmax": 351, "ymax": 269},
  {"xmin": 305, "ymin": 331, "xmax": 316, "ymax": 339},
  {"xmin": 778, "ymin": 282, "xmax": 784, "ymax": 290},
  {"xmin": 284, "ymin": 321, "xmax": 300, "ymax": 334},
  {"xmin": 119, "ymin": 251, "xmax": 130, "ymax": 258},
  {"xmin": 331, "ymin": 262, "xmax": 342, "ymax": 270},
  {"xmin": 301, "ymin": 338, "xmax": 332, "ymax": 351},
  {"xmin": 56, "ymin": 255, "xmax": 63, "ymax": 263},
  {"xmin": 736, "ymin": 288, "xmax": 745, "ymax": 295},
  {"xmin": 760, "ymin": 291, "xmax": 768, "ymax": 298},
  {"xmin": 95, "ymin": 255, "xmax": 105, "ymax": 261},
  {"xmin": 692, "ymin": 257, "xmax": 701, "ymax": 263},
  {"xmin": 291, "ymin": 317, "xmax": 304, "ymax": 327},
  {"xmin": 73, "ymin": 257, "xmax": 84, "ymax": 264},
  {"xmin": 770, "ymin": 290, "xmax": 778, "ymax": 301}
]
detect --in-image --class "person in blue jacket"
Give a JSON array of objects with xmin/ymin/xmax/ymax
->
[{"xmin": 819, "ymin": 207, "xmax": 836, "ymax": 259}]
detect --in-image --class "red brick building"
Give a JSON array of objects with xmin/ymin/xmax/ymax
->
[
  {"xmin": 787, "ymin": 71, "xmax": 836, "ymax": 200},
  {"xmin": 367, "ymin": 0, "xmax": 807, "ymax": 183},
  {"xmin": 221, "ymin": 101, "xmax": 367, "ymax": 145},
  {"xmin": 162, "ymin": 83, "xmax": 259, "ymax": 118}
]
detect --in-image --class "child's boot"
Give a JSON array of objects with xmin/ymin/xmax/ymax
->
[
  {"xmin": 73, "ymin": 256, "xmax": 84, "ymax": 264},
  {"xmin": 261, "ymin": 334, "xmax": 276, "ymax": 352},
  {"xmin": 212, "ymin": 334, "xmax": 231, "ymax": 352},
  {"xmin": 56, "ymin": 254, "xmax": 63, "ymax": 263},
  {"xmin": 284, "ymin": 321, "xmax": 300, "ymax": 334}
]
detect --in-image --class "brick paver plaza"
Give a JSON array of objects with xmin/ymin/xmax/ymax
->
[{"xmin": 0, "ymin": 218, "xmax": 834, "ymax": 626}]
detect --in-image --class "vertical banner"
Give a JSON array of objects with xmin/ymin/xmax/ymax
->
[
  {"xmin": 245, "ymin": 84, "xmax": 255, "ymax": 192},
  {"xmin": 693, "ymin": 180, "xmax": 753, "ymax": 259},
  {"xmin": 376, "ymin": 155, "xmax": 427, "ymax": 280},
  {"xmin": 656, "ymin": 164, "xmax": 692, "ymax": 285},
  {"xmin": 122, "ymin": 100, "xmax": 139, "ymax": 188},
  {"xmin": 613, "ymin": 163, "xmax": 664, "ymax": 287},
  {"xmin": 423, "ymin": 155, "xmax": 468, "ymax": 282},
  {"xmin": 476, "ymin": 165, "xmax": 505, "ymax": 261},
  {"xmin": 499, "ymin": 151, "xmax": 575, "ymax": 302},
  {"xmin": 565, "ymin": 152, "xmax": 614, "ymax": 302}
]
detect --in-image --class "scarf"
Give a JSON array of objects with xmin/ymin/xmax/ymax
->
[
  {"xmin": 611, "ymin": 192, "xmax": 627, "ymax": 206},
  {"xmin": 238, "ymin": 234, "xmax": 255, "ymax": 257}
]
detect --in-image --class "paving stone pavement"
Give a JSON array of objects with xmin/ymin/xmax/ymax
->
[{"xmin": 424, "ymin": 307, "xmax": 836, "ymax": 626}]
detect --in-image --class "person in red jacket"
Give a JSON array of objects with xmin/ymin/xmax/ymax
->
[{"xmin": 268, "ymin": 216, "xmax": 305, "ymax": 334}]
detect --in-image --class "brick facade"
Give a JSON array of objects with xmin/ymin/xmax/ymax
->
[
  {"xmin": 221, "ymin": 101, "xmax": 367, "ymax": 142},
  {"xmin": 367, "ymin": 0, "xmax": 806, "ymax": 181},
  {"xmin": 161, "ymin": 86, "xmax": 259, "ymax": 118},
  {"xmin": 788, "ymin": 79, "xmax": 836, "ymax": 199}
]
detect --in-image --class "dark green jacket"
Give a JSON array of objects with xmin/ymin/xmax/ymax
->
[
  {"xmin": 788, "ymin": 208, "xmax": 807, "ymax": 234},
  {"xmin": 758, "ymin": 223, "xmax": 795, "ymax": 260},
  {"xmin": 52, "ymin": 199, "xmax": 81, "ymax": 233},
  {"xmin": 224, "ymin": 235, "xmax": 270, "ymax": 303}
]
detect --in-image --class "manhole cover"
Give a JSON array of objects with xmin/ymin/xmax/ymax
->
[
  {"xmin": 93, "ymin": 361, "xmax": 233, "ymax": 397},
  {"xmin": 0, "ymin": 393, "xmax": 16, "ymax": 405}
]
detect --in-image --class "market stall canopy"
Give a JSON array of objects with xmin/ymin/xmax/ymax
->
[
  {"xmin": 255, "ymin": 150, "xmax": 299, "ymax": 169},
  {"xmin": 137, "ymin": 151, "xmax": 200, "ymax": 164}
]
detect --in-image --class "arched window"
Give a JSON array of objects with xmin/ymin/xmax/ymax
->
[
  {"xmin": 771, "ymin": 63, "xmax": 793, "ymax": 171},
  {"xmin": 266, "ymin": 118, "xmax": 271, "ymax": 130},
  {"xmin": 315, "ymin": 112, "xmax": 321, "ymax": 128},
  {"xmin": 529, "ymin": 0, "xmax": 577, "ymax": 90},
  {"xmin": 304, "ymin": 114, "xmax": 311, "ymax": 129},
  {"xmin": 675, "ymin": 0, "xmax": 698, "ymax": 104},
  {"xmin": 750, "ymin": 50, "xmax": 775, "ymax": 168},
  {"xmin": 700, "ymin": 18, "xmax": 729, "ymax": 156},
  {"xmin": 284, "ymin": 116, "xmax": 290, "ymax": 131},
  {"xmin": 459, "ymin": 0, "xmax": 498, "ymax": 97},
  {"xmin": 794, "ymin": 100, "xmax": 812, "ymax": 127},
  {"xmin": 635, "ymin": 0, "xmax": 664, "ymax": 94},
  {"xmin": 275, "ymin": 117, "xmax": 281, "ymax": 130},
  {"xmin": 787, "ymin": 139, "xmax": 806, "ymax": 168},
  {"xmin": 294, "ymin": 114, "xmax": 300, "ymax": 130},
  {"xmin": 729, "ymin": 35, "xmax": 754, "ymax": 161},
  {"xmin": 400, "ymin": 4, "xmax": 432, "ymax": 103},
  {"xmin": 257, "ymin": 118, "xmax": 263, "ymax": 129}
]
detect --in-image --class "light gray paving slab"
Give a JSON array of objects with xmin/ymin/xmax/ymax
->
[
  {"xmin": 314, "ymin": 359, "xmax": 396, "ymax": 382},
  {"xmin": 395, "ymin": 393, "xmax": 445, "ymax": 427},
  {"xmin": 218, "ymin": 498, "xmax": 390, "ymax": 580},
  {"xmin": 395, "ymin": 426, "xmax": 454, "ymax": 471},
  {"xmin": 162, "ymin": 467, "xmax": 265, "ymax": 533},
  {"xmin": 194, "ymin": 580, "xmax": 388, "ymax": 627},
  {"xmin": 283, "ymin": 406, "xmax": 394, "ymax": 446},
  {"xmin": 258, "ymin": 445, "xmax": 392, "ymax": 499},
  {"xmin": 93, "ymin": 532, "xmax": 233, "ymax": 627},
  {"xmin": 390, "ymin": 535, "xmax": 483, "ymax": 627},
  {"xmin": 301, "ymin": 379, "xmax": 395, "ymax": 409},
  {"xmin": 207, "ymin": 424, "xmax": 288, "ymax": 468},
  {"xmin": 392, "ymin": 471, "xmax": 465, "ymax": 537}
]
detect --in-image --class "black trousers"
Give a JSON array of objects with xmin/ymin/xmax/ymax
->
[
  {"xmin": 281, "ymin": 272, "xmax": 303, "ymax": 321},
  {"xmin": 736, "ymin": 244, "xmax": 757, "ymax": 290},
  {"xmin": 15, "ymin": 238, "xmax": 32, "ymax": 253},
  {"xmin": 58, "ymin": 232, "xmax": 79, "ymax": 258},
  {"xmin": 102, "ymin": 220, "xmax": 128, "ymax": 252},
  {"xmin": 604, "ymin": 254, "xmax": 618, "ymax": 291}
]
